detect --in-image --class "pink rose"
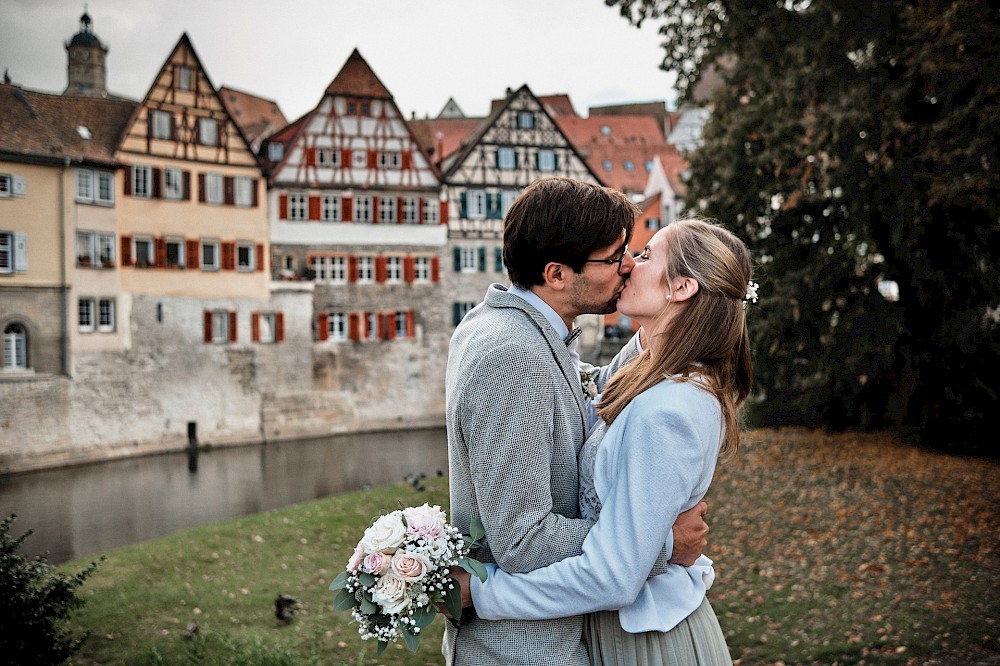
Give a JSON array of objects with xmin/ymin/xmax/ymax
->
[
  {"xmin": 346, "ymin": 544, "xmax": 366, "ymax": 573},
  {"xmin": 403, "ymin": 504, "xmax": 446, "ymax": 541},
  {"xmin": 362, "ymin": 551, "xmax": 392, "ymax": 575},
  {"xmin": 391, "ymin": 549, "xmax": 432, "ymax": 583}
]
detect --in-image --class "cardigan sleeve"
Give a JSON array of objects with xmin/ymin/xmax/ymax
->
[{"xmin": 470, "ymin": 389, "xmax": 711, "ymax": 620}]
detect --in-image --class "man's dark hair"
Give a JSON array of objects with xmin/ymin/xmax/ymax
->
[{"xmin": 503, "ymin": 177, "xmax": 638, "ymax": 288}]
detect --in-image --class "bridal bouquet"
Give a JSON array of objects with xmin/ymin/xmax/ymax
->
[{"xmin": 329, "ymin": 503, "xmax": 486, "ymax": 654}]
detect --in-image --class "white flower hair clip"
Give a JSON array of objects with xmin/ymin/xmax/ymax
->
[{"xmin": 743, "ymin": 281, "xmax": 760, "ymax": 307}]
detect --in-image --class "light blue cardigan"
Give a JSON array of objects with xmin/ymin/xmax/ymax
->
[{"xmin": 470, "ymin": 379, "xmax": 722, "ymax": 633}]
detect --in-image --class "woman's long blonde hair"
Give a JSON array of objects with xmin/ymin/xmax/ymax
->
[{"xmin": 596, "ymin": 217, "xmax": 753, "ymax": 459}]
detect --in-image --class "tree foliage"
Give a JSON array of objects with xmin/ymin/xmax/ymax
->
[
  {"xmin": 0, "ymin": 515, "xmax": 101, "ymax": 665},
  {"xmin": 607, "ymin": 0, "xmax": 999, "ymax": 450}
]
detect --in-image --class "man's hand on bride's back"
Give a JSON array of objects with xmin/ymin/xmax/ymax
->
[{"xmin": 669, "ymin": 501, "xmax": 709, "ymax": 566}]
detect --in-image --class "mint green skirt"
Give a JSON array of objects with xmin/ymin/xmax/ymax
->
[{"xmin": 583, "ymin": 598, "xmax": 733, "ymax": 666}]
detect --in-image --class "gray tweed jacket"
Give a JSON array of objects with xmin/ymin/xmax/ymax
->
[{"xmin": 444, "ymin": 284, "xmax": 639, "ymax": 666}]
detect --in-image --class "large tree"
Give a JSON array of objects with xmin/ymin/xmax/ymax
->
[{"xmin": 608, "ymin": 0, "xmax": 999, "ymax": 450}]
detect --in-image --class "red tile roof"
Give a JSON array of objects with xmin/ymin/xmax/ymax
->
[
  {"xmin": 409, "ymin": 116, "xmax": 483, "ymax": 166},
  {"xmin": 489, "ymin": 93, "xmax": 578, "ymax": 117},
  {"xmin": 0, "ymin": 84, "xmax": 136, "ymax": 166},
  {"xmin": 324, "ymin": 49, "xmax": 393, "ymax": 99},
  {"xmin": 219, "ymin": 86, "xmax": 288, "ymax": 148}
]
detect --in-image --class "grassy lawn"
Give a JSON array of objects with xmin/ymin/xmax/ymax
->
[{"xmin": 58, "ymin": 428, "xmax": 998, "ymax": 665}]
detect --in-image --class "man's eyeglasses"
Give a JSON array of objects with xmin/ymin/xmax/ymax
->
[{"xmin": 583, "ymin": 246, "xmax": 630, "ymax": 274}]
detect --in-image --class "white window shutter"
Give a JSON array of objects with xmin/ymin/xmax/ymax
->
[
  {"xmin": 14, "ymin": 233, "xmax": 27, "ymax": 272},
  {"xmin": 13, "ymin": 176, "xmax": 26, "ymax": 196}
]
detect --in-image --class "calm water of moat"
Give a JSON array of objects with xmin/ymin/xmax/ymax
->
[{"xmin": 0, "ymin": 428, "xmax": 447, "ymax": 565}]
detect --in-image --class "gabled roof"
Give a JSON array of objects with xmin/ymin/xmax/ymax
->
[
  {"xmin": 409, "ymin": 116, "xmax": 483, "ymax": 166},
  {"xmin": 0, "ymin": 84, "xmax": 135, "ymax": 166},
  {"xmin": 646, "ymin": 146, "xmax": 689, "ymax": 199},
  {"xmin": 490, "ymin": 93, "xmax": 578, "ymax": 118},
  {"xmin": 219, "ymin": 85, "xmax": 288, "ymax": 149},
  {"xmin": 324, "ymin": 49, "xmax": 392, "ymax": 99}
]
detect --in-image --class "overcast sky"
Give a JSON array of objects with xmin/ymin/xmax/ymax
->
[{"xmin": 1, "ymin": 0, "xmax": 679, "ymax": 122}]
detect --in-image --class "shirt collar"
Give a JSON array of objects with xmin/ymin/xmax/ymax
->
[{"xmin": 508, "ymin": 284, "xmax": 571, "ymax": 341}]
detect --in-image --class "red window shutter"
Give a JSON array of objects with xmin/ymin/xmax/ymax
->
[
  {"xmin": 251, "ymin": 312, "xmax": 260, "ymax": 342},
  {"xmin": 186, "ymin": 239, "xmax": 200, "ymax": 268},
  {"xmin": 371, "ymin": 197, "xmax": 380, "ymax": 224},
  {"xmin": 182, "ymin": 171, "xmax": 191, "ymax": 200},
  {"xmin": 406, "ymin": 311, "xmax": 415, "ymax": 338},
  {"xmin": 223, "ymin": 176, "xmax": 235, "ymax": 205},
  {"xmin": 308, "ymin": 195, "xmax": 320, "ymax": 221},
  {"xmin": 170, "ymin": 115, "xmax": 178, "ymax": 141},
  {"xmin": 397, "ymin": 197, "xmax": 405, "ymax": 224},
  {"xmin": 342, "ymin": 196, "xmax": 353, "ymax": 222},
  {"xmin": 418, "ymin": 197, "xmax": 425, "ymax": 224},
  {"xmin": 341, "ymin": 149, "xmax": 352, "ymax": 166},
  {"xmin": 152, "ymin": 168, "xmax": 162, "ymax": 199},
  {"xmin": 255, "ymin": 244, "xmax": 265, "ymax": 272},
  {"xmin": 228, "ymin": 311, "xmax": 238, "ymax": 342},
  {"xmin": 276, "ymin": 312, "xmax": 285, "ymax": 342},
  {"xmin": 305, "ymin": 147, "xmax": 317, "ymax": 167},
  {"xmin": 367, "ymin": 150, "xmax": 377, "ymax": 169},
  {"xmin": 120, "ymin": 235, "xmax": 133, "ymax": 266},
  {"xmin": 439, "ymin": 199, "xmax": 449, "ymax": 224},
  {"xmin": 279, "ymin": 194, "xmax": 288, "ymax": 220},
  {"xmin": 222, "ymin": 242, "xmax": 236, "ymax": 270},
  {"xmin": 154, "ymin": 237, "xmax": 167, "ymax": 268},
  {"xmin": 375, "ymin": 256, "xmax": 387, "ymax": 282},
  {"xmin": 251, "ymin": 178, "xmax": 259, "ymax": 207},
  {"xmin": 317, "ymin": 313, "xmax": 329, "ymax": 341},
  {"xmin": 386, "ymin": 312, "xmax": 397, "ymax": 340},
  {"xmin": 401, "ymin": 151, "xmax": 412, "ymax": 169},
  {"xmin": 203, "ymin": 310, "xmax": 213, "ymax": 343},
  {"xmin": 431, "ymin": 256, "xmax": 440, "ymax": 282},
  {"xmin": 348, "ymin": 255, "xmax": 358, "ymax": 283},
  {"xmin": 123, "ymin": 167, "xmax": 132, "ymax": 196},
  {"xmin": 403, "ymin": 256, "xmax": 415, "ymax": 283},
  {"xmin": 198, "ymin": 173, "xmax": 206, "ymax": 203},
  {"xmin": 348, "ymin": 313, "xmax": 360, "ymax": 341},
  {"xmin": 376, "ymin": 312, "xmax": 386, "ymax": 340}
]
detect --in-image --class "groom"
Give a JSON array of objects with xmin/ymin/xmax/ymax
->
[{"xmin": 444, "ymin": 177, "xmax": 708, "ymax": 665}]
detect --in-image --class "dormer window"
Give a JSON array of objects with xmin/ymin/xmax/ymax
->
[{"xmin": 268, "ymin": 143, "xmax": 284, "ymax": 161}]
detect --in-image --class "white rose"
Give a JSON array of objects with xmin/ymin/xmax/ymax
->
[
  {"xmin": 421, "ymin": 536, "xmax": 450, "ymax": 559},
  {"xmin": 361, "ymin": 511, "xmax": 406, "ymax": 552},
  {"xmin": 403, "ymin": 504, "xmax": 447, "ymax": 541},
  {"xmin": 391, "ymin": 549, "xmax": 432, "ymax": 583},
  {"xmin": 371, "ymin": 573, "xmax": 410, "ymax": 615}
]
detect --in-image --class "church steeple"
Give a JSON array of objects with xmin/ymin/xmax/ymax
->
[{"xmin": 64, "ymin": 6, "xmax": 109, "ymax": 98}]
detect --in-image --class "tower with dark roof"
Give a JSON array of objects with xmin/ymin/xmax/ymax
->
[{"xmin": 64, "ymin": 9, "xmax": 109, "ymax": 98}]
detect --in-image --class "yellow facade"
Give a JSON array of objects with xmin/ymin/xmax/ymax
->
[{"xmin": 0, "ymin": 161, "xmax": 64, "ymax": 287}]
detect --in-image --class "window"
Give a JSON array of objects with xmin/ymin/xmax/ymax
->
[
  {"xmin": 365, "ymin": 312, "xmax": 378, "ymax": 341},
  {"xmin": 379, "ymin": 197, "xmax": 396, "ymax": 223},
  {"xmin": 356, "ymin": 255, "xmax": 374, "ymax": 283},
  {"xmin": 646, "ymin": 217, "xmax": 661, "ymax": 231},
  {"xmin": 453, "ymin": 301, "xmax": 476, "ymax": 326},
  {"xmin": 423, "ymin": 199, "xmax": 438, "ymax": 224},
  {"xmin": 75, "ymin": 169, "xmax": 114, "ymax": 205},
  {"xmin": 177, "ymin": 65, "xmax": 192, "ymax": 91},
  {"xmin": 78, "ymin": 298, "xmax": 94, "ymax": 332},
  {"xmin": 460, "ymin": 247, "xmax": 478, "ymax": 273},
  {"xmin": 413, "ymin": 256, "xmax": 431, "ymax": 283},
  {"xmin": 394, "ymin": 312, "xmax": 409, "ymax": 339},
  {"xmin": 602, "ymin": 160, "xmax": 613, "ymax": 172},
  {"xmin": 76, "ymin": 231, "xmax": 115, "ymax": 267},
  {"xmin": 134, "ymin": 236, "xmax": 154, "ymax": 267},
  {"xmin": 76, "ymin": 170, "xmax": 93, "ymax": 202},
  {"xmin": 210, "ymin": 311, "xmax": 229, "ymax": 343},
  {"xmin": 4, "ymin": 323, "xmax": 28, "ymax": 369},
  {"xmin": 288, "ymin": 193, "xmax": 307, "ymax": 220},
  {"xmin": 645, "ymin": 160, "xmax": 654, "ymax": 173},
  {"xmin": 201, "ymin": 239, "xmax": 220, "ymax": 270},
  {"xmin": 313, "ymin": 255, "xmax": 346, "ymax": 284},
  {"xmin": 601, "ymin": 125, "xmax": 611, "ymax": 136},
  {"xmin": 204, "ymin": 173, "xmax": 223, "ymax": 204},
  {"xmin": 624, "ymin": 160, "xmax": 634, "ymax": 173},
  {"xmin": 501, "ymin": 190, "xmax": 519, "ymax": 218},
  {"xmin": 77, "ymin": 298, "xmax": 117, "ymax": 336},
  {"xmin": 164, "ymin": 168, "xmax": 184, "ymax": 200},
  {"xmin": 0, "ymin": 174, "xmax": 11, "ymax": 197},
  {"xmin": 466, "ymin": 190, "xmax": 486, "ymax": 220},
  {"xmin": 537, "ymin": 150, "xmax": 556, "ymax": 172},
  {"xmin": 328, "ymin": 312, "xmax": 347, "ymax": 341},
  {"xmin": 198, "ymin": 118, "xmax": 218, "ymax": 146},
  {"xmin": 379, "ymin": 152, "xmax": 401, "ymax": 169},
  {"xmin": 402, "ymin": 197, "xmax": 418, "ymax": 224},
  {"xmin": 165, "ymin": 237, "xmax": 185, "ymax": 267},
  {"xmin": 268, "ymin": 143, "xmax": 284, "ymax": 161},
  {"xmin": 497, "ymin": 148, "xmax": 516, "ymax": 170},
  {"xmin": 237, "ymin": 241, "xmax": 255, "ymax": 271},
  {"xmin": 257, "ymin": 313, "xmax": 277, "ymax": 343},
  {"xmin": 98, "ymin": 299, "xmax": 115, "ymax": 332},
  {"xmin": 151, "ymin": 110, "xmax": 172, "ymax": 139},
  {"xmin": 317, "ymin": 148, "xmax": 340, "ymax": 168},
  {"xmin": 354, "ymin": 195, "xmax": 372, "ymax": 223},
  {"xmin": 352, "ymin": 150, "xmax": 367, "ymax": 168},
  {"xmin": 235, "ymin": 177, "xmax": 253, "ymax": 207},
  {"xmin": 517, "ymin": 111, "xmax": 535, "ymax": 129},
  {"xmin": 321, "ymin": 195, "xmax": 340, "ymax": 222},
  {"xmin": 386, "ymin": 256, "xmax": 403, "ymax": 283},
  {"xmin": 97, "ymin": 171, "xmax": 113, "ymax": 204},
  {"xmin": 0, "ymin": 231, "xmax": 27, "ymax": 273},
  {"xmin": 133, "ymin": 165, "xmax": 152, "ymax": 198}
]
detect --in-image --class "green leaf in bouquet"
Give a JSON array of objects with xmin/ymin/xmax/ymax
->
[
  {"xmin": 329, "ymin": 571, "xmax": 350, "ymax": 590},
  {"xmin": 376, "ymin": 640, "xmax": 389, "ymax": 656},
  {"xmin": 469, "ymin": 516, "xmax": 486, "ymax": 543},
  {"xmin": 443, "ymin": 580, "xmax": 463, "ymax": 621},
  {"xmin": 412, "ymin": 603, "xmax": 437, "ymax": 630},
  {"xmin": 401, "ymin": 624, "xmax": 421, "ymax": 652},
  {"xmin": 332, "ymin": 588, "xmax": 355, "ymax": 611},
  {"xmin": 359, "ymin": 572, "xmax": 377, "ymax": 587},
  {"xmin": 458, "ymin": 557, "xmax": 489, "ymax": 583},
  {"xmin": 360, "ymin": 595, "xmax": 377, "ymax": 615}
]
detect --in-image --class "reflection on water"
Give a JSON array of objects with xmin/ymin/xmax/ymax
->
[{"xmin": 0, "ymin": 428, "xmax": 447, "ymax": 565}]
